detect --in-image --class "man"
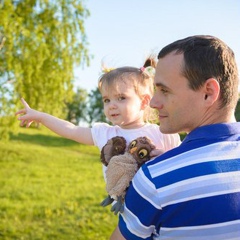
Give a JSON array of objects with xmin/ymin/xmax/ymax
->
[{"xmin": 110, "ymin": 35, "xmax": 240, "ymax": 239}]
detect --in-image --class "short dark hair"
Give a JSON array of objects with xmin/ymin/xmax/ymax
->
[{"xmin": 158, "ymin": 35, "xmax": 239, "ymax": 109}]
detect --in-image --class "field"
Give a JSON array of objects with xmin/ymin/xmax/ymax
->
[{"xmin": 0, "ymin": 127, "xmax": 117, "ymax": 240}]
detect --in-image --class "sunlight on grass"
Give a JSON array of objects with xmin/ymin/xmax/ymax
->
[{"xmin": 0, "ymin": 128, "xmax": 118, "ymax": 239}]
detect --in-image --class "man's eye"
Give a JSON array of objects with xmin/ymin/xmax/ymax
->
[{"xmin": 161, "ymin": 88, "xmax": 168, "ymax": 94}]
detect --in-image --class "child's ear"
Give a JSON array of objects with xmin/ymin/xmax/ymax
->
[{"xmin": 141, "ymin": 94, "xmax": 151, "ymax": 109}]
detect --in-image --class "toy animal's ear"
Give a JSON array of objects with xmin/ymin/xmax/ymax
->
[
  {"xmin": 101, "ymin": 138, "xmax": 113, "ymax": 166},
  {"xmin": 142, "ymin": 136, "xmax": 156, "ymax": 151},
  {"xmin": 100, "ymin": 136, "xmax": 127, "ymax": 166}
]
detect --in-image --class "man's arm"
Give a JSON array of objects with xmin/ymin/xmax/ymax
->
[{"xmin": 110, "ymin": 226, "xmax": 125, "ymax": 240}]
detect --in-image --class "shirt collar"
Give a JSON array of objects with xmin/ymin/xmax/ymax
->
[{"xmin": 182, "ymin": 122, "xmax": 240, "ymax": 144}]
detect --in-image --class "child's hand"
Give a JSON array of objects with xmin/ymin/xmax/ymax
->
[
  {"xmin": 150, "ymin": 149, "xmax": 164, "ymax": 158},
  {"xmin": 15, "ymin": 98, "xmax": 39, "ymax": 127}
]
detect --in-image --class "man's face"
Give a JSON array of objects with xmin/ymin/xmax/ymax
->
[{"xmin": 150, "ymin": 52, "xmax": 205, "ymax": 134}]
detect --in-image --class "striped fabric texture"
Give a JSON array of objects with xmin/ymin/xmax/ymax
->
[{"xmin": 119, "ymin": 123, "xmax": 240, "ymax": 240}]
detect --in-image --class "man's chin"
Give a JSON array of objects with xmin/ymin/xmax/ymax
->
[{"xmin": 160, "ymin": 125, "xmax": 177, "ymax": 134}]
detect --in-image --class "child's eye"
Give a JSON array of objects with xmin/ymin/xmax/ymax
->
[
  {"xmin": 118, "ymin": 96, "xmax": 125, "ymax": 101},
  {"xmin": 103, "ymin": 99, "xmax": 110, "ymax": 103}
]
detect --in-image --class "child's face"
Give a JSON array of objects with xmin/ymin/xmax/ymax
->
[{"xmin": 101, "ymin": 80, "xmax": 145, "ymax": 129}]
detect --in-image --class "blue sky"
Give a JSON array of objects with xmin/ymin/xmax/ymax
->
[{"xmin": 76, "ymin": 0, "xmax": 240, "ymax": 92}]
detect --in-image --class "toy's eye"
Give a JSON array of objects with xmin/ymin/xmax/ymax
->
[
  {"xmin": 130, "ymin": 140, "xmax": 137, "ymax": 149},
  {"xmin": 138, "ymin": 149, "xmax": 148, "ymax": 159}
]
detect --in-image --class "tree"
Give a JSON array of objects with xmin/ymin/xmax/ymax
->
[
  {"xmin": 65, "ymin": 87, "xmax": 88, "ymax": 125},
  {"xmin": 86, "ymin": 87, "xmax": 110, "ymax": 126},
  {"xmin": 0, "ymin": 33, "xmax": 14, "ymax": 140},
  {"xmin": 0, "ymin": 0, "xmax": 90, "ymax": 139}
]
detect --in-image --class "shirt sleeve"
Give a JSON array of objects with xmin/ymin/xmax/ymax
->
[
  {"xmin": 91, "ymin": 122, "xmax": 114, "ymax": 150},
  {"xmin": 118, "ymin": 165, "xmax": 161, "ymax": 239}
]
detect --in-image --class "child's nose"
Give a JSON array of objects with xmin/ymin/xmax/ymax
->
[{"xmin": 109, "ymin": 102, "xmax": 117, "ymax": 109}]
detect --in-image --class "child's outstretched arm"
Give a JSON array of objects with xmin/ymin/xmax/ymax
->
[{"xmin": 15, "ymin": 98, "xmax": 94, "ymax": 145}]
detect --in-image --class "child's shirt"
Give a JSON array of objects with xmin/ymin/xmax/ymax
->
[{"xmin": 91, "ymin": 122, "xmax": 181, "ymax": 179}]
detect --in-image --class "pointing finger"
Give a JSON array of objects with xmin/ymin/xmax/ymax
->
[{"xmin": 20, "ymin": 98, "xmax": 30, "ymax": 108}]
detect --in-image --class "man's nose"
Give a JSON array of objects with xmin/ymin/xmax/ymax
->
[{"xmin": 150, "ymin": 95, "xmax": 163, "ymax": 109}]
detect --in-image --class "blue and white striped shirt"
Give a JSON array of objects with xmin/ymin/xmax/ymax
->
[{"xmin": 119, "ymin": 123, "xmax": 240, "ymax": 239}]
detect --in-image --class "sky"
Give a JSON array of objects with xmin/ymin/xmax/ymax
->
[{"xmin": 75, "ymin": 0, "xmax": 240, "ymax": 92}]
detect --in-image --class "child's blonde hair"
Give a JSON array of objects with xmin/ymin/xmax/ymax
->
[{"xmin": 98, "ymin": 56, "xmax": 157, "ymax": 123}]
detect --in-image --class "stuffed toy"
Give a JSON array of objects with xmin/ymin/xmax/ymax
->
[{"xmin": 100, "ymin": 136, "xmax": 156, "ymax": 214}]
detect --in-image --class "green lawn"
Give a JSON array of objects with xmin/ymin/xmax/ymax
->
[{"xmin": 0, "ymin": 127, "xmax": 117, "ymax": 240}]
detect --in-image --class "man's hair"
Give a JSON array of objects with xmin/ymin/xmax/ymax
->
[{"xmin": 158, "ymin": 35, "xmax": 239, "ymax": 109}]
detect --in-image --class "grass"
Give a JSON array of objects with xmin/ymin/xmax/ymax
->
[{"xmin": 0, "ymin": 127, "xmax": 117, "ymax": 240}]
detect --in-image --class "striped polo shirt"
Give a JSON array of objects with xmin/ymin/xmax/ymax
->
[{"xmin": 118, "ymin": 122, "xmax": 240, "ymax": 240}]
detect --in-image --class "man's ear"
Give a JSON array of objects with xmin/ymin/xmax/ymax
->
[
  {"xmin": 141, "ymin": 94, "xmax": 151, "ymax": 109},
  {"xmin": 203, "ymin": 78, "xmax": 220, "ymax": 105}
]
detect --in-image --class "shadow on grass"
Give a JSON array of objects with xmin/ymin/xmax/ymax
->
[{"xmin": 10, "ymin": 132, "xmax": 79, "ymax": 147}]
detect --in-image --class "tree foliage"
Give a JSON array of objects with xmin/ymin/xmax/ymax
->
[
  {"xmin": 65, "ymin": 87, "xmax": 88, "ymax": 125},
  {"xmin": 86, "ymin": 87, "xmax": 110, "ymax": 126},
  {"xmin": 0, "ymin": 0, "xmax": 90, "ymax": 139}
]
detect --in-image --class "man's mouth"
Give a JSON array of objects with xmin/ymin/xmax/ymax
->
[{"xmin": 159, "ymin": 114, "xmax": 167, "ymax": 119}]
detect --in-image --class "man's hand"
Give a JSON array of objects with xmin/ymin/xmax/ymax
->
[{"xmin": 150, "ymin": 148, "xmax": 164, "ymax": 158}]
